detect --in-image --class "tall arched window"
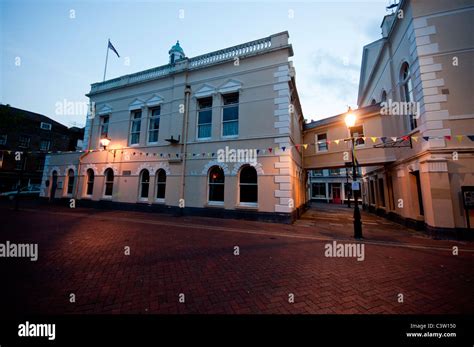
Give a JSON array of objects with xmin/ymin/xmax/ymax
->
[
  {"xmin": 86, "ymin": 169, "xmax": 94, "ymax": 196},
  {"xmin": 139, "ymin": 169, "xmax": 150, "ymax": 199},
  {"xmin": 400, "ymin": 62, "xmax": 417, "ymax": 130},
  {"xmin": 239, "ymin": 165, "xmax": 258, "ymax": 204},
  {"xmin": 104, "ymin": 168, "xmax": 114, "ymax": 197},
  {"xmin": 156, "ymin": 169, "xmax": 166, "ymax": 200},
  {"xmin": 67, "ymin": 169, "xmax": 75, "ymax": 195},
  {"xmin": 50, "ymin": 170, "xmax": 58, "ymax": 199},
  {"xmin": 208, "ymin": 166, "xmax": 224, "ymax": 203}
]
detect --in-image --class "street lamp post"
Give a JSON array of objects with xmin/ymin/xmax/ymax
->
[
  {"xmin": 345, "ymin": 108, "xmax": 363, "ymax": 239},
  {"xmin": 345, "ymin": 162, "xmax": 351, "ymax": 208}
]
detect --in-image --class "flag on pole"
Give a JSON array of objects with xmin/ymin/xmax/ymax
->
[{"xmin": 108, "ymin": 40, "xmax": 120, "ymax": 58}]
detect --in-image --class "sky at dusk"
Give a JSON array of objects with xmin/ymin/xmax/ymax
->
[{"xmin": 1, "ymin": 0, "xmax": 390, "ymax": 127}]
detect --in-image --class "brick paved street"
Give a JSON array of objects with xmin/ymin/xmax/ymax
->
[{"xmin": 1, "ymin": 201, "xmax": 473, "ymax": 314}]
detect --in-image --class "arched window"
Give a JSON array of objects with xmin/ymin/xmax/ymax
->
[
  {"xmin": 50, "ymin": 170, "xmax": 58, "ymax": 199},
  {"xmin": 67, "ymin": 169, "xmax": 75, "ymax": 195},
  {"xmin": 139, "ymin": 169, "xmax": 150, "ymax": 199},
  {"xmin": 104, "ymin": 168, "xmax": 114, "ymax": 197},
  {"xmin": 239, "ymin": 165, "xmax": 258, "ymax": 204},
  {"xmin": 400, "ymin": 62, "xmax": 417, "ymax": 130},
  {"xmin": 381, "ymin": 90, "xmax": 387, "ymax": 103},
  {"xmin": 156, "ymin": 169, "xmax": 166, "ymax": 200},
  {"xmin": 208, "ymin": 166, "xmax": 224, "ymax": 203},
  {"xmin": 86, "ymin": 169, "xmax": 94, "ymax": 196}
]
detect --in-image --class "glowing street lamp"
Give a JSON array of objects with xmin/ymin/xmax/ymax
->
[
  {"xmin": 345, "ymin": 109, "xmax": 356, "ymax": 128},
  {"xmin": 345, "ymin": 107, "xmax": 363, "ymax": 239}
]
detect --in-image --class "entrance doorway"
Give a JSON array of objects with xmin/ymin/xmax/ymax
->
[{"xmin": 331, "ymin": 184, "xmax": 341, "ymax": 204}]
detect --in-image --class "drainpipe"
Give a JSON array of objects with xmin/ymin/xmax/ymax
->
[{"xmin": 179, "ymin": 85, "xmax": 191, "ymax": 215}]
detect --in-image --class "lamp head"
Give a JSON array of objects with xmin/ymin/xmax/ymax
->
[
  {"xmin": 345, "ymin": 107, "xmax": 356, "ymax": 128},
  {"xmin": 100, "ymin": 137, "xmax": 111, "ymax": 149}
]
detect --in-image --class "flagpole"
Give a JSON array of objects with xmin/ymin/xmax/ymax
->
[{"xmin": 103, "ymin": 38, "xmax": 110, "ymax": 81}]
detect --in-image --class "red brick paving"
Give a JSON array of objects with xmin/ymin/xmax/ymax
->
[{"xmin": 0, "ymin": 202, "xmax": 473, "ymax": 315}]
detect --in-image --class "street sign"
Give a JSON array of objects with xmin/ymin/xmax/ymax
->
[{"xmin": 352, "ymin": 181, "xmax": 360, "ymax": 191}]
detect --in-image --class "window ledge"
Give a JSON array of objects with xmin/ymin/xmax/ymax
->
[
  {"xmin": 236, "ymin": 204, "xmax": 258, "ymax": 210},
  {"xmin": 205, "ymin": 202, "xmax": 225, "ymax": 208},
  {"xmin": 101, "ymin": 196, "xmax": 113, "ymax": 200},
  {"xmin": 155, "ymin": 199, "xmax": 165, "ymax": 204}
]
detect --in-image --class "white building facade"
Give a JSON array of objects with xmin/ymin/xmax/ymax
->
[{"xmin": 40, "ymin": 32, "xmax": 308, "ymax": 223}]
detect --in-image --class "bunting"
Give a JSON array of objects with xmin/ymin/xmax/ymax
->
[{"xmin": 1, "ymin": 134, "xmax": 473, "ymax": 158}]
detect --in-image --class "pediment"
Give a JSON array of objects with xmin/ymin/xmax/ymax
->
[
  {"xmin": 98, "ymin": 104, "xmax": 112, "ymax": 115},
  {"xmin": 129, "ymin": 98, "xmax": 145, "ymax": 111},
  {"xmin": 194, "ymin": 84, "xmax": 216, "ymax": 98},
  {"xmin": 146, "ymin": 94, "xmax": 164, "ymax": 107},
  {"xmin": 218, "ymin": 79, "xmax": 242, "ymax": 93}
]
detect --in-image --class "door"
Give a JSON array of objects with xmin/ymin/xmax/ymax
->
[{"xmin": 332, "ymin": 185, "xmax": 341, "ymax": 204}]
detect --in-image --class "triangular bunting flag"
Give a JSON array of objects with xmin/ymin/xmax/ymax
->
[
  {"xmin": 334, "ymin": 139, "xmax": 340, "ymax": 145},
  {"xmin": 256, "ymin": 149, "xmax": 260, "ymax": 154},
  {"xmin": 371, "ymin": 137, "xmax": 377, "ymax": 143},
  {"xmin": 268, "ymin": 148, "xmax": 273, "ymax": 153},
  {"xmin": 295, "ymin": 145, "xmax": 300, "ymax": 151},
  {"xmin": 303, "ymin": 144, "xmax": 308, "ymax": 149},
  {"xmin": 412, "ymin": 136, "xmax": 418, "ymax": 142},
  {"xmin": 281, "ymin": 146, "xmax": 286, "ymax": 152},
  {"xmin": 381, "ymin": 137, "xmax": 387, "ymax": 143},
  {"xmin": 402, "ymin": 136, "xmax": 409, "ymax": 141},
  {"xmin": 467, "ymin": 135, "xmax": 474, "ymax": 141},
  {"xmin": 456, "ymin": 135, "xmax": 463, "ymax": 142},
  {"xmin": 391, "ymin": 137, "xmax": 397, "ymax": 142},
  {"xmin": 444, "ymin": 135, "xmax": 451, "ymax": 141},
  {"xmin": 423, "ymin": 136, "xmax": 430, "ymax": 141}
]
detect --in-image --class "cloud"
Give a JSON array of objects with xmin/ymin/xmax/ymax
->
[{"xmin": 297, "ymin": 49, "xmax": 361, "ymax": 120}]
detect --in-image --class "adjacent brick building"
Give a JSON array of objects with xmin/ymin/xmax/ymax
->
[{"xmin": 0, "ymin": 104, "xmax": 84, "ymax": 192}]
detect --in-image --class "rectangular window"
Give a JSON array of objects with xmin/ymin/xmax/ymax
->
[
  {"xmin": 148, "ymin": 108, "xmax": 160, "ymax": 143},
  {"xmin": 311, "ymin": 183, "xmax": 326, "ymax": 198},
  {"xmin": 15, "ymin": 159, "xmax": 24, "ymax": 171},
  {"xmin": 316, "ymin": 133, "xmax": 328, "ymax": 152},
  {"xmin": 378, "ymin": 178, "xmax": 385, "ymax": 207},
  {"xmin": 369, "ymin": 180, "xmax": 376, "ymax": 204},
  {"xmin": 350, "ymin": 125, "xmax": 365, "ymax": 147},
  {"xmin": 40, "ymin": 140, "xmax": 51, "ymax": 151},
  {"xmin": 18, "ymin": 136, "xmax": 30, "ymax": 148},
  {"xmin": 100, "ymin": 116, "xmax": 109, "ymax": 139},
  {"xmin": 222, "ymin": 93, "xmax": 239, "ymax": 137},
  {"xmin": 130, "ymin": 110, "xmax": 142, "ymax": 145},
  {"xmin": 0, "ymin": 134, "xmax": 7, "ymax": 145},
  {"xmin": 197, "ymin": 97, "xmax": 212, "ymax": 139},
  {"xmin": 40, "ymin": 122, "xmax": 52, "ymax": 130},
  {"xmin": 37, "ymin": 159, "xmax": 45, "ymax": 172}
]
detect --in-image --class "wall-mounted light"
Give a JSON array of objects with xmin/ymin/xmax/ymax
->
[{"xmin": 100, "ymin": 137, "xmax": 111, "ymax": 150}]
